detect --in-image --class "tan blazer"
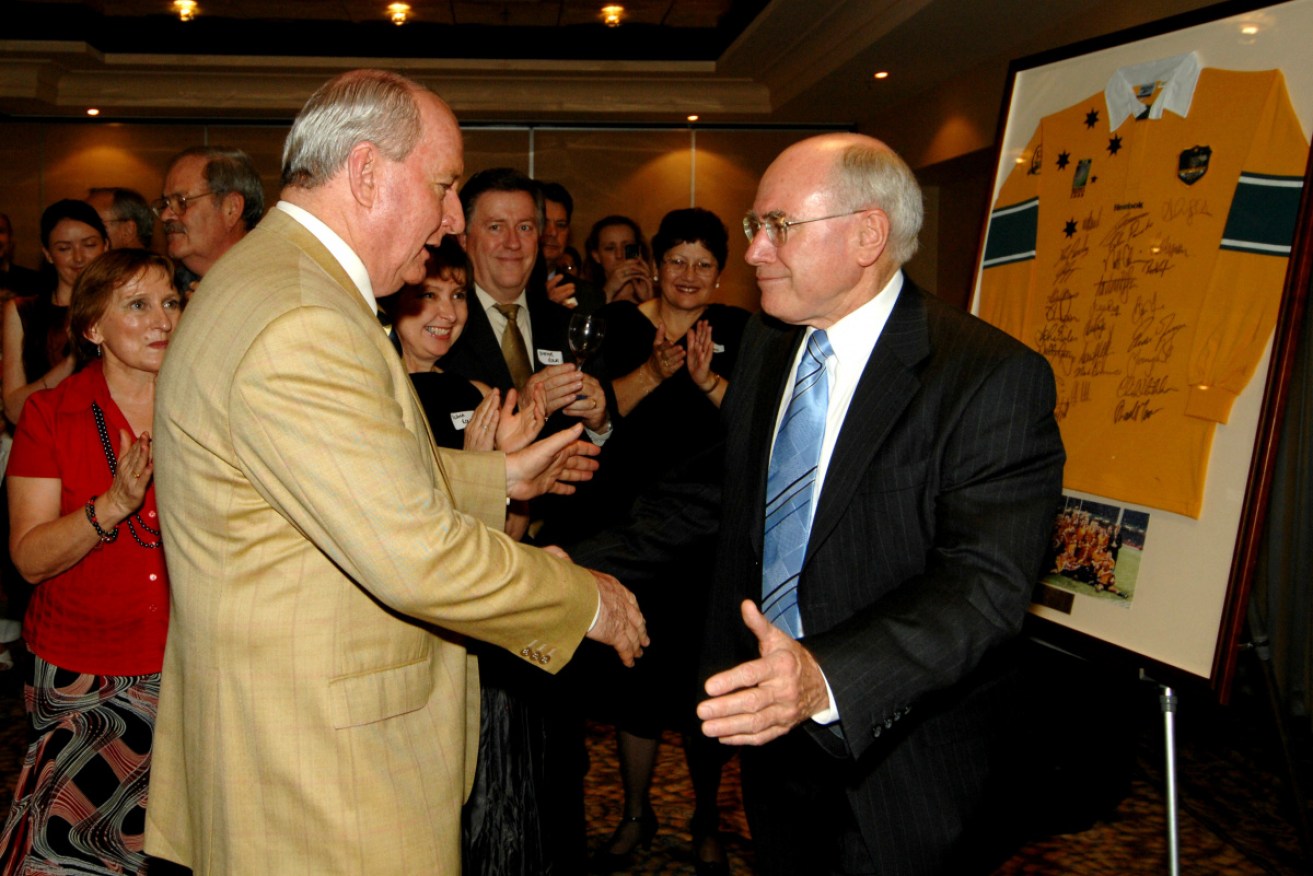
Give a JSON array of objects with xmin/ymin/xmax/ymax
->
[{"xmin": 144, "ymin": 208, "xmax": 598, "ymax": 875}]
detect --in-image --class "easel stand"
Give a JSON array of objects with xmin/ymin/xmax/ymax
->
[{"xmin": 1141, "ymin": 671, "xmax": 1180, "ymax": 876}]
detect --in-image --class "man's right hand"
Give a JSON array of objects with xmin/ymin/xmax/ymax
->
[{"xmin": 585, "ymin": 571, "xmax": 649, "ymax": 667}]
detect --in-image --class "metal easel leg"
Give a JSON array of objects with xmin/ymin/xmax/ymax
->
[{"xmin": 1160, "ymin": 685, "xmax": 1180, "ymax": 876}]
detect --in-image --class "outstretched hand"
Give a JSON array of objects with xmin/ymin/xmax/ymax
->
[
  {"xmin": 504, "ymin": 422, "xmax": 601, "ymax": 500},
  {"xmin": 697, "ymin": 600, "xmax": 830, "ymax": 746},
  {"xmin": 584, "ymin": 570, "xmax": 649, "ymax": 667}
]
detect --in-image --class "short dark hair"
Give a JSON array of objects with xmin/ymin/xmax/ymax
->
[
  {"xmin": 459, "ymin": 168, "xmax": 543, "ymax": 231},
  {"xmin": 89, "ymin": 187, "xmax": 155, "ymax": 248},
  {"xmin": 380, "ymin": 237, "xmax": 468, "ymax": 322},
  {"xmin": 41, "ymin": 199, "xmax": 108, "ymax": 249},
  {"xmin": 539, "ymin": 182, "xmax": 573, "ymax": 222},
  {"xmin": 167, "ymin": 146, "xmax": 265, "ymax": 231},
  {"xmin": 69, "ymin": 249, "xmax": 177, "ymax": 368},
  {"xmin": 651, "ymin": 208, "xmax": 729, "ymax": 269}
]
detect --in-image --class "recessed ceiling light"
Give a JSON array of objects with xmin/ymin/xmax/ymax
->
[
  {"xmin": 172, "ymin": 0, "xmax": 198, "ymax": 22},
  {"xmin": 86, "ymin": 108, "xmax": 101, "ymax": 116},
  {"xmin": 1240, "ymin": 24, "xmax": 1259, "ymax": 35},
  {"xmin": 687, "ymin": 114, "xmax": 699, "ymax": 122},
  {"xmin": 388, "ymin": 3, "xmax": 410, "ymax": 25},
  {"xmin": 601, "ymin": 5, "xmax": 625, "ymax": 27},
  {"xmin": 873, "ymin": 71, "xmax": 890, "ymax": 80}
]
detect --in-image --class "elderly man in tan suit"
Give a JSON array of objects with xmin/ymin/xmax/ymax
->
[{"xmin": 144, "ymin": 70, "xmax": 646, "ymax": 875}]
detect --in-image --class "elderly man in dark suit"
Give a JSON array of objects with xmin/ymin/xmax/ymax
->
[{"xmin": 577, "ymin": 132, "xmax": 1065, "ymax": 875}]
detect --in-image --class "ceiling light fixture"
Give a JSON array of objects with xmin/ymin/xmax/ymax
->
[
  {"xmin": 1240, "ymin": 24, "xmax": 1260, "ymax": 35},
  {"xmin": 388, "ymin": 3, "xmax": 411, "ymax": 25},
  {"xmin": 601, "ymin": 5, "xmax": 625, "ymax": 27},
  {"xmin": 172, "ymin": 0, "xmax": 198, "ymax": 22},
  {"xmin": 86, "ymin": 108, "xmax": 101, "ymax": 116},
  {"xmin": 873, "ymin": 71, "xmax": 890, "ymax": 80},
  {"xmin": 687, "ymin": 114, "xmax": 699, "ymax": 122}
]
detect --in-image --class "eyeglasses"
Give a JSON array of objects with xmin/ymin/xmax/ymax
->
[
  {"xmin": 662, "ymin": 255, "xmax": 717, "ymax": 276},
  {"xmin": 152, "ymin": 190, "xmax": 218, "ymax": 216},
  {"xmin": 742, "ymin": 209, "xmax": 869, "ymax": 246}
]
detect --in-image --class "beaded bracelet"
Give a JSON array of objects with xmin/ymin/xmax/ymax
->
[{"xmin": 85, "ymin": 496, "xmax": 119, "ymax": 543}]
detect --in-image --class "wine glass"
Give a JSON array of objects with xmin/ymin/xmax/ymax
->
[{"xmin": 568, "ymin": 312, "xmax": 606, "ymax": 368}]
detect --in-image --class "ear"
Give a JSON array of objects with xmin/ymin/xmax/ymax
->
[
  {"xmin": 42, "ymin": 247, "xmax": 53, "ymax": 264},
  {"xmin": 220, "ymin": 193, "xmax": 246, "ymax": 231},
  {"xmin": 346, "ymin": 141, "xmax": 380, "ymax": 209},
  {"xmin": 854, "ymin": 208, "xmax": 891, "ymax": 268},
  {"xmin": 85, "ymin": 320, "xmax": 104, "ymax": 346}
]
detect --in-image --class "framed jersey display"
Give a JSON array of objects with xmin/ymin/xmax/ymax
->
[{"xmin": 970, "ymin": 0, "xmax": 1313, "ymax": 697}]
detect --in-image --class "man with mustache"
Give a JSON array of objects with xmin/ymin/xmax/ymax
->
[{"xmin": 155, "ymin": 146, "xmax": 264, "ymax": 295}]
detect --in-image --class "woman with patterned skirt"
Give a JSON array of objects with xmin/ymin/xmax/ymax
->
[{"xmin": 0, "ymin": 249, "xmax": 180, "ymax": 875}]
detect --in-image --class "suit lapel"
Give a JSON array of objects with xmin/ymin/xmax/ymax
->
[
  {"xmin": 806, "ymin": 283, "xmax": 931, "ymax": 562},
  {"xmin": 452, "ymin": 299, "xmax": 514, "ymax": 389},
  {"xmin": 746, "ymin": 321, "xmax": 806, "ymax": 559}
]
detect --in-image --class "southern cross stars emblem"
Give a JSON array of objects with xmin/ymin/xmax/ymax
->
[
  {"xmin": 1107, "ymin": 135, "xmax": 1123, "ymax": 156},
  {"xmin": 1063, "ymin": 219, "xmax": 1078, "ymax": 238},
  {"xmin": 1056, "ymin": 151, "xmax": 1071, "ymax": 170},
  {"xmin": 1084, "ymin": 109, "xmax": 1100, "ymax": 129}
]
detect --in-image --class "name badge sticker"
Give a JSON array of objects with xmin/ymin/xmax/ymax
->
[
  {"xmin": 451, "ymin": 410, "xmax": 473, "ymax": 430},
  {"xmin": 538, "ymin": 349, "xmax": 564, "ymax": 366}
]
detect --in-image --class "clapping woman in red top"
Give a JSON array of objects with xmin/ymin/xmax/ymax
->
[{"xmin": 0, "ymin": 249, "xmax": 181, "ymax": 876}]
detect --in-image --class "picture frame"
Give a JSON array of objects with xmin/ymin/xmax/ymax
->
[{"xmin": 969, "ymin": 0, "xmax": 1313, "ymax": 698}]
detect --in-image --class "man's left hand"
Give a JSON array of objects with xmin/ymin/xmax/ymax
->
[
  {"xmin": 505, "ymin": 422, "xmax": 601, "ymax": 500},
  {"xmin": 697, "ymin": 599, "xmax": 831, "ymax": 746}
]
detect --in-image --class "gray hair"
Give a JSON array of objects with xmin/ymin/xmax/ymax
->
[
  {"xmin": 88, "ymin": 187, "xmax": 155, "ymax": 247},
  {"xmin": 282, "ymin": 69, "xmax": 424, "ymax": 189},
  {"xmin": 166, "ymin": 146, "xmax": 265, "ymax": 231},
  {"xmin": 831, "ymin": 142, "xmax": 923, "ymax": 266}
]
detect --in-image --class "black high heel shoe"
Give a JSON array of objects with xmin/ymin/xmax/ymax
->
[
  {"xmin": 589, "ymin": 809, "xmax": 658, "ymax": 873},
  {"xmin": 690, "ymin": 814, "xmax": 730, "ymax": 876}
]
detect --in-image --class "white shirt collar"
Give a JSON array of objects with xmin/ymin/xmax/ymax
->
[
  {"xmin": 813, "ymin": 269, "xmax": 903, "ymax": 371},
  {"xmin": 473, "ymin": 283, "xmax": 528, "ymax": 314},
  {"xmin": 275, "ymin": 201, "xmax": 376, "ymax": 311},
  {"xmin": 1104, "ymin": 51, "xmax": 1201, "ymax": 132}
]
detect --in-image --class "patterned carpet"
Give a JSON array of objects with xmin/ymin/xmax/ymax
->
[{"xmin": 0, "ymin": 643, "xmax": 1308, "ymax": 875}]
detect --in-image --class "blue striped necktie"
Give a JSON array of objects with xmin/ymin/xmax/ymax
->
[{"xmin": 762, "ymin": 329, "xmax": 832, "ymax": 638}]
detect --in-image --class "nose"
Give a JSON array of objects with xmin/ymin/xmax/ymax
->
[
  {"xmin": 440, "ymin": 188, "xmax": 465, "ymax": 237},
  {"xmin": 745, "ymin": 226, "xmax": 774, "ymax": 265},
  {"xmin": 434, "ymin": 294, "xmax": 456, "ymax": 323}
]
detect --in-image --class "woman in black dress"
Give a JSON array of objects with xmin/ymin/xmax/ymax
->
[{"xmin": 583, "ymin": 208, "xmax": 748, "ymax": 875}]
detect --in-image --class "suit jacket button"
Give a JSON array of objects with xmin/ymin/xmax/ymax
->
[
  {"xmin": 520, "ymin": 648, "xmax": 531, "ymax": 657},
  {"xmin": 872, "ymin": 726, "xmax": 882, "ymax": 738},
  {"xmin": 543, "ymin": 655, "xmax": 552, "ymax": 664}
]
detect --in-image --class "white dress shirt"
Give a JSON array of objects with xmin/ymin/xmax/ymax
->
[
  {"xmin": 769, "ymin": 270, "xmax": 904, "ymax": 724},
  {"xmin": 473, "ymin": 283, "xmax": 534, "ymax": 357}
]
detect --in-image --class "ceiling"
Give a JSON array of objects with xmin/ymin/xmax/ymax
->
[{"xmin": 0, "ymin": 0, "xmax": 1220, "ymax": 130}]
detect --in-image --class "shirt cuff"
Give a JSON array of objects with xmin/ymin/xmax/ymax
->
[
  {"xmin": 585, "ymin": 423, "xmax": 613, "ymax": 446},
  {"xmin": 810, "ymin": 671, "xmax": 840, "ymax": 725}
]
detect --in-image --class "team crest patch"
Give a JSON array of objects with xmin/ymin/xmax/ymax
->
[
  {"xmin": 1178, "ymin": 146, "xmax": 1211, "ymax": 185},
  {"xmin": 1071, "ymin": 159, "xmax": 1092, "ymax": 198}
]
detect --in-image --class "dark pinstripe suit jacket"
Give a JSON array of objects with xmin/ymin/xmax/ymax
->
[{"xmin": 577, "ymin": 278, "xmax": 1065, "ymax": 873}]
